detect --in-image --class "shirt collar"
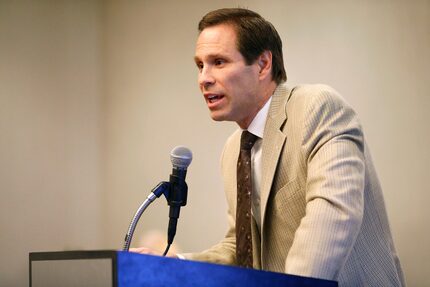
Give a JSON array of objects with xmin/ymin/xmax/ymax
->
[{"xmin": 246, "ymin": 96, "xmax": 272, "ymax": 139}]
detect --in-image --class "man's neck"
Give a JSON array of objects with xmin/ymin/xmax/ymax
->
[{"xmin": 238, "ymin": 81, "xmax": 277, "ymax": 129}]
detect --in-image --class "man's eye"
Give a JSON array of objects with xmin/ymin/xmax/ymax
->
[
  {"xmin": 196, "ymin": 62, "xmax": 203, "ymax": 70},
  {"xmin": 215, "ymin": 59, "xmax": 225, "ymax": 66}
]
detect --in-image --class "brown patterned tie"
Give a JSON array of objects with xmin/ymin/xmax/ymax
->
[{"xmin": 236, "ymin": 130, "xmax": 259, "ymax": 268}]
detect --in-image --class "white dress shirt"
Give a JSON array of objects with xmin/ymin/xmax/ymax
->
[{"xmin": 245, "ymin": 96, "xmax": 272, "ymax": 232}]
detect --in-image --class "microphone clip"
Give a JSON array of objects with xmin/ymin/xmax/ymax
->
[
  {"xmin": 151, "ymin": 176, "xmax": 188, "ymax": 209},
  {"xmin": 166, "ymin": 173, "xmax": 188, "ymax": 208}
]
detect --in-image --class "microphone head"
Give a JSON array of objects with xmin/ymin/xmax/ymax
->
[{"xmin": 170, "ymin": 146, "xmax": 193, "ymax": 169}]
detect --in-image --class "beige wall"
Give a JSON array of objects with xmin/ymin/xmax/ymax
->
[
  {"xmin": 1, "ymin": 0, "xmax": 429, "ymax": 286},
  {"xmin": 0, "ymin": 1, "xmax": 103, "ymax": 286}
]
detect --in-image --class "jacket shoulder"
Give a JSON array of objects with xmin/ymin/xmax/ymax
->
[{"xmin": 287, "ymin": 84, "xmax": 353, "ymax": 112}]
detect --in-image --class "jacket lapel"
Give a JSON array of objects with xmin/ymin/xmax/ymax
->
[{"xmin": 259, "ymin": 84, "xmax": 291, "ymax": 235}]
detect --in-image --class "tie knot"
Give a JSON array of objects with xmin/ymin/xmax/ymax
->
[{"xmin": 240, "ymin": 131, "xmax": 259, "ymax": 151}]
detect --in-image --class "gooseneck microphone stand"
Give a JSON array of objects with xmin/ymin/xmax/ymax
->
[{"xmin": 122, "ymin": 181, "xmax": 170, "ymax": 252}]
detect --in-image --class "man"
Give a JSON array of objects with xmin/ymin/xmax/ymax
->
[{"xmin": 134, "ymin": 8, "xmax": 405, "ymax": 286}]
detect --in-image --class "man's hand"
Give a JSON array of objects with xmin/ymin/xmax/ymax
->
[{"xmin": 129, "ymin": 247, "xmax": 178, "ymax": 258}]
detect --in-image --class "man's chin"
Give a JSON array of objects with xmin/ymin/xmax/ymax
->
[{"xmin": 209, "ymin": 112, "xmax": 229, "ymax": 123}]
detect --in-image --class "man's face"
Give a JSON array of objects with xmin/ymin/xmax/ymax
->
[{"xmin": 194, "ymin": 24, "xmax": 262, "ymax": 129}]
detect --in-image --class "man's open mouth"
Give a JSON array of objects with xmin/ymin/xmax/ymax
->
[{"xmin": 207, "ymin": 94, "xmax": 223, "ymax": 103}]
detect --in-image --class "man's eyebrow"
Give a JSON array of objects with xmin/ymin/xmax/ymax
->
[{"xmin": 194, "ymin": 54, "xmax": 227, "ymax": 63}]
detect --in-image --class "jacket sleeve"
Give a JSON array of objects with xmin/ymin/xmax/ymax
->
[
  {"xmin": 181, "ymin": 210, "xmax": 236, "ymax": 265},
  {"xmin": 182, "ymin": 131, "xmax": 241, "ymax": 265},
  {"xmin": 284, "ymin": 85, "xmax": 365, "ymax": 280}
]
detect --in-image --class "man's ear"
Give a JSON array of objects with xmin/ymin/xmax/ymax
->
[{"xmin": 257, "ymin": 50, "xmax": 273, "ymax": 80}]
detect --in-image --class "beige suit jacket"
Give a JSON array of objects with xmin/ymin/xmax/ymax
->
[{"xmin": 185, "ymin": 84, "xmax": 405, "ymax": 286}]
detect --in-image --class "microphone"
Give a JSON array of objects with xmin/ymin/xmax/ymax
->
[
  {"xmin": 165, "ymin": 146, "xmax": 193, "ymax": 254},
  {"xmin": 122, "ymin": 146, "xmax": 192, "ymax": 253}
]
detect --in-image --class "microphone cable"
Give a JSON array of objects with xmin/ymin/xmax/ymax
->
[{"xmin": 162, "ymin": 244, "xmax": 171, "ymax": 256}]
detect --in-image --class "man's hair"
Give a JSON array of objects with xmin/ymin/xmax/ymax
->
[{"xmin": 198, "ymin": 8, "xmax": 287, "ymax": 84}]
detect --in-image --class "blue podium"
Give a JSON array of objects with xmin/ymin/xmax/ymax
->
[{"xmin": 29, "ymin": 250, "xmax": 337, "ymax": 287}]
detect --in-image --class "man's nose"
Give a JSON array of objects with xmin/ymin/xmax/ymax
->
[{"xmin": 198, "ymin": 67, "xmax": 215, "ymax": 89}]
